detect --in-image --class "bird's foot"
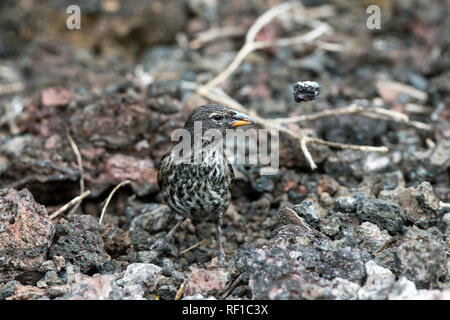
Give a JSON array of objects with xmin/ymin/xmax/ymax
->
[
  {"xmin": 149, "ymin": 218, "xmax": 185, "ymax": 252},
  {"xmin": 149, "ymin": 237, "xmax": 168, "ymax": 251},
  {"xmin": 218, "ymin": 249, "xmax": 225, "ymax": 268}
]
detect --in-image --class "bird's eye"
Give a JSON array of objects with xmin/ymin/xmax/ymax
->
[{"xmin": 211, "ymin": 114, "xmax": 223, "ymax": 121}]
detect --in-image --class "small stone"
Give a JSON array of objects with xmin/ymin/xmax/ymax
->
[
  {"xmin": 329, "ymin": 278, "xmax": 360, "ymax": 300},
  {"xmin": 389, "ymin": 277, "xmax": 450, "ymax": 300},
  {"xmin": 53, "ymin": 256, "xmax": 66, "ymax": 272},
  {"xmin": 45, "ymin": 285, "xmax": 70, "ymax": 298},
  {"xmin": 0, "ymin": 280, "xmax": 21, "ymax": 300},
  {"xmin": 379, "ymin": 181, "xmax": 440, "ymax": 228},
  {"xmin": 182, "ymin": 293, "xmax": 217, "ymax": 300},
  {"xmin": 393, "ymin": 226, "xmax": 447, "ymax": 289},
  {"xmin": 293, "ymin": 81, "xmax": 320, "ymax": 103},
  {"xmin": 49, "ymin": 215, "xmax": 110, "ymax": 273},
  {"xmin": 388, "ymin": 277, "xmax": 418, "ymax": 300},
  {"xmin": 317, "ymin": 175, "xmax": 340, "ymax": 196},
  {"xmin": 355, "ymin": 222, "xmax": 392, "ymax": 253},
  {"xmin": 340, "ymin": 193, "xmax": 405, "ymax": 234},
  {"xmin": 136, "ymin": 251, "xmax": 159, "ymax": 264},
  {"xmin": 358, "ymin": 261, "xmax": 395, "ymax": 300},
  {"xmin": 117, "ymin": 263, "xmax": 162, "ymax": 294},
  {"xmin": 185, "ymin": 266, "xmax": 229, "ymax": 297},
  {"xmin": 6, "ymin": 285, "xmax": 46, "ymax": 300},
  {"xmin": 293, "ymin": 197, "xmax": 328, "ymax": 228},
  {"xmin": 0, "ymin": 188, "xmax": 55, "ymax": 284},
  {"xmin": 319, "ymin": 216, "xmax": 341, "ymax": 238},
  {"xmin": 61, "ymin": 274, "xmax": 122, "ymax": 300}
]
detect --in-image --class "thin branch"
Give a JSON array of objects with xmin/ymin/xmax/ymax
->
[
  {"xmin": 193, "ymin": 1, "xmax": 431, "ymax": 171},
  {"xmin": 220, "ymin": 273, "xmax": 245, "ymax": 300},
  {"xmin": 304, "ymin": 136, "xmax": 388, "ymax": 152},
  {"xmin": 301, "ymin": 136, "xmax": 318, "ymax": 170},
  {"xmin": 189, "ymin": 25, "xmax": 247, "ymax": 49},
  {"xmin": 198, "ymin": 1, "xmax": 331, "ymax": 92},
  {"xmin": 178, "ymin": 239, "xmax": 208, "ymax": 256},
  {"xmin": 99, "ymin": 180, "xmax": 131, "ymax": 225},
  {"xmin": 66, "ymin": 129, "xmax": 85, "ymax": 216},
  {"xmin": 175, "ymin": 279, "xmax": 188, "ymax": 300},
  {"xmin": 271, "ymin": 103, "xmax": 433, "ymax": 131},
  {"xmin": 0, "ymin": 82, "xmax": 24, "ymax": 96},
  {"xmin": 50, "ymin": 190, "xmax": 91, "ymax": 220}
]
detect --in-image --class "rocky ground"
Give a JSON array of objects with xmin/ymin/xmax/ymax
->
[{"xmin": 0, "ymin": 0, "xmax": 449, "ymax": 300}]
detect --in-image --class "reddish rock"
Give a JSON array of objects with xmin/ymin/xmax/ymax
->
[
  {"xmin": 60, "ymin": 274, "xmax": 120, "ymax": 300},
  {"xmin": 6, "ymin": 285, "xmax": 46, "ymax": 300},
  {"xmin": 41, "ymin": 88, "xmax": 73, "ymax": 107},
  {"xmin": 185, "ymin": 266, "xmax": 228, "ymax": 297},
  {"xmin": 49, "ymin": 215, "xmax": 110, "ymax": 273},
  {"xmin": 317, "ymin": 175, "xmax": 340, "ymax": 196},
  {"xmin": 0, "ymin": 188, "xmax": 55, "ymax": 284},
  {"xmin": 88, "ymin": 154, "xmax": 158, "ymax": 196}
]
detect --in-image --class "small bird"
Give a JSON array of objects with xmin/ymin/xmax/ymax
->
[{"xmin": 155, "ymin": 104, "xmax": 255, "ymax": 264}]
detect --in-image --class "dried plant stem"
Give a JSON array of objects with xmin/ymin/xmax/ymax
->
[
  {"xmin": 175, "ymin": 279, "xmax": 188, "ymax": 300},
  {"xmin": 99, "ymin": 180, "xmax": 131, "ymax": 225},
  {"xmin": 190, "ymin": 25, "xmax": 247, "ymax": 49},
  {"xmin": 178, "ymin": 239, "xmax": 208, "ymax": 256},
  {"xmin": 199, "ymin": 1, "xmax": 331, "ymax": 92},
  {"xmin": 220, "ymin": 273, "xmax": 245, "ymax": 300},
  {"xmin": 50, "ymin": 190, "xmax": 91, "ymax": 220},
  {"xmin": 0, "ymin": 82, "xmax": 24, "ymax": 95},
  {"xmin": 202, "ymin": 88, "xmax": 390, "ymax": 170},
  {"xmin": 272, "ymin": 103, "xmax": 433, "ymax": 131},
  {"xmin": 195, "ymin": 1, "xmax": 431, "ymax": 170},
  {"xmin": 66, "ymin": 130, "xmax": 85, "ymax": 216}
]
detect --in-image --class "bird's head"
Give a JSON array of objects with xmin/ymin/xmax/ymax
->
[{"xmin": 184, "ymin": 104, "xmax": 255, "ymax": 136}]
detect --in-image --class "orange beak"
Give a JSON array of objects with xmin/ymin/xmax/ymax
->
[{"xmin": 230, "ymin": 110, "xmax": 256, "ymax": 127}]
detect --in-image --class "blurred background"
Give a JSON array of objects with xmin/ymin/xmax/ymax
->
[{"xmin": 0, "ymin": 0, "xmax": 449, "ymax": 300}]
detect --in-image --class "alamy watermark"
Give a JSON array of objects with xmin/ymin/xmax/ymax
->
[
  {"xmin": 66, "ymin": 5, "xmax": 81, "ymax": 30},
  {"xmin": 366, "ymin": 5, "xmax": 381, "ymax": 30}
]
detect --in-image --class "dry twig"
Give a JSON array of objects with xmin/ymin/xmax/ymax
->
[
  {"xmin": 175, "ymin": 279, "xmax": 188, "ymax": 300},
  {"xmin": 99, "ymin": 180, "xmax": 132, "ymax": 225},
  {"xmin": 220, "ymin": 273, "xmax": 245, "ymax": 300},
  {"xmin": 66, "ymin": 129, "xmax": 85, "ymax": 216},
  {"xmin": 190, "ymin": 25, "xmax": 247, "ymax": 49},
  {"xmin": 194, "ymin": 1, "xmax": 433, "ymax": 170},
  {"xmin": 50, "ymin": 190, "xmax": 91, "ymax": 220},
  {"xmin": 178, "ymin": 239, "xmax": 208, "ymax": 256}
]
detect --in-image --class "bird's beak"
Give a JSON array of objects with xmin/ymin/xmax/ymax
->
[{"xmin": 230, "ymin": 110, "xmax": 256, "ymax": 127}]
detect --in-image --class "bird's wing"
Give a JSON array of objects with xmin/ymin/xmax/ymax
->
[
  {"xmin": 157, "ymin": 153, "xmax": 169, "ymax": 191},
  {"xmin": 227, "ymin": 162, "xmax": 235, "ymax": 191}
]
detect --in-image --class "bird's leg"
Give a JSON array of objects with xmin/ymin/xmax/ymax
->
[
  {"xmin": 150, "ymin": 217, "xmax": 185, "ymax": 251},
  {"xmin": 216, "ymin": 215, "xmax": 225, "ymax": 267}
]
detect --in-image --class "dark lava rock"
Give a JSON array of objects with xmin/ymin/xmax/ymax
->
[
  {"xmin": 293, "ymin": 81, "xmax": 320, "ymax": 103},
  {"xmin": 355, "ymin": 222, "xmax": 392, "ymax": 254},
  {"xmin": 293, "ymin": 198, "xmax": 327, "ymax": 229},
  {"xmin": 0, "ymin": 280, "xmax": 20, "ymax": 300},
  {"xmin": 325, "ymin": 150, "xmax": 391, "ymax": 186},
  {"xmin": 379, "ymin": 181, "xmax": 441, "ymax": 228},
  {"xmin": 403, "ymin": 140, "xmax": 450, "ymax": 184},
  {"xmin": 0, "ymin": 188, "xmax": 55, "ymax": 284},
  {"xmin": 335, "ymin": 193, "xmax": 404, "ymax": 234},
  {"xmin": 355, "ymin": 198, "xmax": 404, "ymax": 235},
  {"xmin": 393, "ymin": 226, "xmax": 447, "ymax": 289},
  {"xmin": 236, "ymin": 224, "xmax": 369, "ymax": 299},
  {"xmin": 357, "ymin": 171, "xmax": 405, "ymax": 197},
  {"xmin": 49, "ymin": 215, "xmax": 110, "ymax": 273},
  {"xmin": 128, "ymin": 203, "xmax": 172, "ymax": 251}
]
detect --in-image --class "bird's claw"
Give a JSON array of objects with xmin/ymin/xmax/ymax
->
[
  {"xmin": 149, "ymin": 237, "xmax": 167, "ymax": 251},
  {"xmin": 218, "ymin": 250, "xmax": 225, "ymax": 268}
]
